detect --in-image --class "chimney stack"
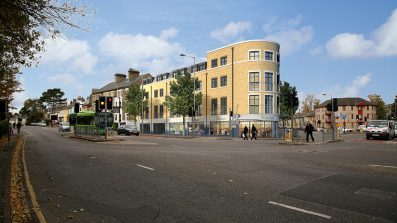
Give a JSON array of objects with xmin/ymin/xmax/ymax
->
[
  {"xmin": 128, "ymin": 68, "xmax": 140, "ymax": 81},
  {"xmin": 114, "ymin": 73, "xmax": 126, "ymax": 83}
]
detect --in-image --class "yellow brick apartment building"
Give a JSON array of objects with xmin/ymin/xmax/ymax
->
[{"xmin": 139, "ymin": 40, "xmax": 281, "ymax": 137}]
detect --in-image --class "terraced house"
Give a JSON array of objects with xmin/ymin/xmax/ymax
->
[{"xmin": 139, "ymin": 40, "xmax": 281, "ymax": 137}]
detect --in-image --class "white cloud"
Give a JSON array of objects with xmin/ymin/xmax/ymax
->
[
  {"xmin": 40, "ymin": 36, "xmax": 97, "ymax": 73},
  {"xmin": 160, "ymin": 27, "xmax": 179, "ymax": 40},
  {"xmin": 48, "ymin": 73, "xmax": 77, "ymax": 85},
  {"xmin": 263, "ymin": 16, "xmax": 314, "ymax": 56},
  {"xmin": 320, "ymin": 73, "xmax": 372, "ymax": 99},
  {"xmin": 210, "ymin": 21, "xmax": 252, "ymax": 43},
  {"xmin": 98, "ymin": 29, "xmax": 184, "ymax": 74},
  {"xmin": 326, "ymin": 8, "xmax": 397, "ymax": 58}
]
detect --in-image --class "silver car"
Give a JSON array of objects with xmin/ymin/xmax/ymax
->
[{"xmin": 58, "ymin": 122, "xmax": 70, "ymax": 132}]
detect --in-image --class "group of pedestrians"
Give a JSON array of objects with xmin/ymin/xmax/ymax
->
[
  {"xmin": 241, "ymin": 121, "xmax": 315, "ymax": 142},
  {"xmin": 242, "ymin": 124, "xmax": 257, "ymax": 140},
  {"xmin": 9, "ymin": 122, "xmax": 22, "ymax": 135}
]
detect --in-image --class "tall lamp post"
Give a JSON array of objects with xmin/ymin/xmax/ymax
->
[
  {"xmin": 180, "ymin": 53, "xmax": 196, "ymax": 137},
  {"xmin": 323, "ymin": 93, "xmax": 335, "ymax": 140}
]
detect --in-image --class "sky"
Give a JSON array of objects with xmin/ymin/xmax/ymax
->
[{"xmin": 12, "ymin": 0, "xmax": 397, "ymax": 112}]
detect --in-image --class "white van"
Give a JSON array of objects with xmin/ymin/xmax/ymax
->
[{"xmin": 366, "ymin": 120, "xmax": 395, "ymax": 140}]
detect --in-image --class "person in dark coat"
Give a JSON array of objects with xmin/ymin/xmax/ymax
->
[
  {"xmin": 251, "ymin": 124, "xmax": 257, "ymax": 140},
  {"xmin": 17, "ymin": 122, "xmax": 22, "ymax": 134},
  {"xmin": 243, "ymin": 126, "xmax": 248, "ymax": 140},
  {"xmin": 305, "ymin": 121, "xmax": 314, "ymax": 142}
]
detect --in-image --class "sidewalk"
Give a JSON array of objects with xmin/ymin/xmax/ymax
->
[{"xmin": 0, "ymin": 134, "xmax": 18, "ymax": 222}]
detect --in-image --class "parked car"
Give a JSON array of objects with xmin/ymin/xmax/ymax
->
[
  {"xmin": 356, "ymin": 124, "xmax": 367, "ymax": 132},
  {"xmin": 366, "ymin": 120, "xmax": 395, "ymax": 140},
  {"xmin": 58, "ymin": 122, "xmax": 70, "ymax": 132},
  {"xmin": 395, "ymin": 122, "xmax": 397, "ymax": 135},
  {"xmin": 117, "ymin": 124, "xmax": 140, "ymax": 136}
]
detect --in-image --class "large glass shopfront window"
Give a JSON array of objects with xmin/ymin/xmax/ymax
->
[
  {"xmin": 210, "ymin": 121, "xmax": 230, "ymax": 136},
  {"xmin": 188, "ymin": 122, "xmax": 204, "ymax": 135},
  {"xmin": 238, "ymin": 121, "xmax": 274, "ymax": 138},
  {"xmin": 169, "ymin": 123, "xmax": 184, "ymax": 135}
]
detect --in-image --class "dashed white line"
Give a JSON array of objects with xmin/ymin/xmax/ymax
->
[
  {"xmin": 136, "ymin": 164, "xmax": 155, "ymax": 171},
  {"xmin": 370, "ymin": 164, "xmax": 397, "ymax": 169},
  {"xmin": 268, "ymin": 201, "xmax": 331, "ymax": 219},
  {"xmin": 169, "ymin": 145, "xmax": 181, "ymax": 148}
]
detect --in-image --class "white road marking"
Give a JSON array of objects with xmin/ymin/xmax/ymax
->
[
  {"xmin": 136, "ymin": 164, "xmax": 155, "ymax": 171},
  {"xmin": 268, "ymin": 201, "xmax": 331, "ymax": 219},
  {"xmin": 169, "ymin": 145, "xmax": 181, "ymax": 148},
  {"xmin": 370, "ymin": 164, "xmax": 397, "ymax": 169}
]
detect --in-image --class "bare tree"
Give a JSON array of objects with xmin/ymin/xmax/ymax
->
[{"xmin": 301, "ymin": 94, "xmax": 320, "ymax": 113}]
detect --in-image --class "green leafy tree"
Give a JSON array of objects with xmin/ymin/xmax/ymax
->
[
  {"xmin": 0, "ymin": 68, "xmax": 21, "ymax": 102},
  {"xmin": 39, "ymin": 88, "xmax": 67, "ymax": 111},
  {"xmin": 368, "ymin": 94, "xmax": 387, "ymax": 119},
  {"xmin": 123, "ymin": 85, "xmax": 148, "ymax": 122},
  {"xmin": 164, "ymin": 73, "xmax": 202, "ymax": 135},
  {"xmin": 19, "ymin": 98, "xmax": 45, "ymax": 124},
  {"xmin": 0, "ymin": 0, "xmax": 91, "ymax": 71},
  {"xmin": 280, "ymin": 81, "xmax": 299, "ymax": 127}
]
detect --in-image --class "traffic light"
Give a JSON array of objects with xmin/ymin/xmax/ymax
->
[
  {"xmin": 106, "ymin": 97, "xmax": 113, "ymax": 110},
  {"xmin": 332, "ymin": 98, "xmax": 338, "ymax": 112},
  {"xmin": 95, "ymin": 100, "xmax": 99, "ymax": 113},
  {"xmin": 230, "ymin": 110, "xmax": 233, "ymax": 117},
  {"xmin": 99, "ymin": 96, "xmax": 106, "ymax": 110},
  {"xmin": 326, "ymin": 98, "xmax": 338, "ymax": 112},
  {"xmin": 74, "ymin": 103, "xmax": 80, "ymax": 113}
]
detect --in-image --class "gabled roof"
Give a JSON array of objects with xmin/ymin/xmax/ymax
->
[
  {"xmin": 316, "ymin": 97, "xmax": 374, "ymax": 108},
  {"xmin": 92, "ymin": 73, "xmax": 152, "ymax": 94}
]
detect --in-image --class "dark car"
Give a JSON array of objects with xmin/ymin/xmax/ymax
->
[{"xmin": 117, "ymin": 124, "xmax": 140, "ymax": 136}]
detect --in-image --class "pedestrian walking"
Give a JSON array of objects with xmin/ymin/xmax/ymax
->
[
  {"xmin": 305, "ymin": 121, "xmax": 314, "ymax": 142},
  {"xmin": 242, "ymin": 126, "xmax": 248, "ymax": 140},
  {"xmin": 16, "ymin": 122, "xmax": 22, "ymax": 134},
  {"xmin": 13, "ymin": 122, "xmax": 16, "ymax": 129},
  {"xmin": 251, "ymin": 124, "xmax": 257, "ymax": 140}
]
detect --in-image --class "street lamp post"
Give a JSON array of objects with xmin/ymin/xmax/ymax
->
[
  {"xmin": 180, "ymin": 53, "xmax": 196, "ymax": 137},
  {"xmin": 323, "ymin": 93, "xmax": 335, "ymax": 140}
]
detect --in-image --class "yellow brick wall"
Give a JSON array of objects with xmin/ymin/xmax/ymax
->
[{"xmin": 141, "ymin": 40, "xmax": 280, "ymax": 122}]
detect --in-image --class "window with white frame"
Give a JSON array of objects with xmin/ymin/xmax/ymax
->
[
  {"xmin": 249, "ymin": 51, "xmax": 260, "ymax": 61},
  {"xmin": 220, "ymin": 76, "xmax": 227, "ymax": 87},
  {"xmin": 211, "ymin": 98, "xmax": 218, "ymax": 115},
  {"xmin": 264, "ymin": 51, "xmax": 273, "ymax": 61},
  {"xmin": 221, "ymin": 97, "xmax": 227, "ymax": 115},
  {"xmin": 249, "ymin": 72, "xmax": 259, "ymax": 91},
  {"xmin": 159, "ymin": 89, "xmax": 164, "ymax": 97},
  {"xmin": 265, "ymin": 95, "xmax": 273, "ymax": 114},
  {"xmin": 211, "ymin": 78, "xmax": 218, "ymax": 88},
  {"xmin": 220, "ymin": 56, "xmax": 227, "ymax": 66},
  {"xmin": 249, "ymin": 95, "xmax": 259, "ymax": 114},
  {"xmin": 265, "ymin": 72, "xmax": 273, "ymax": 91},
  {"xmin": 198, "ymin": 81, "xmax": 203, "ymax": 91},
  {"xmin": 159, "ymin": 105, "xmax": 164, "ymax": 118},
  {"xmin": 197, "ymin": 104, "xmax": 202, "ymax": 116}
]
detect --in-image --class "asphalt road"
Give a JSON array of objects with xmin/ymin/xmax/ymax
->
[{"xmin": 23, "ymin": 126, "xmax": 397, "ymax": 223}]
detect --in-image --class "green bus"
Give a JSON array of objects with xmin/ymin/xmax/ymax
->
[{"xmin": 69, "ymin": 111, "xmax": 113, "ymax": 135}]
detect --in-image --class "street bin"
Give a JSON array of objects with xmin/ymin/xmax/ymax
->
[{"xmin": 285, "ymin": 128, "xmax": 292, "ymax": 142}]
